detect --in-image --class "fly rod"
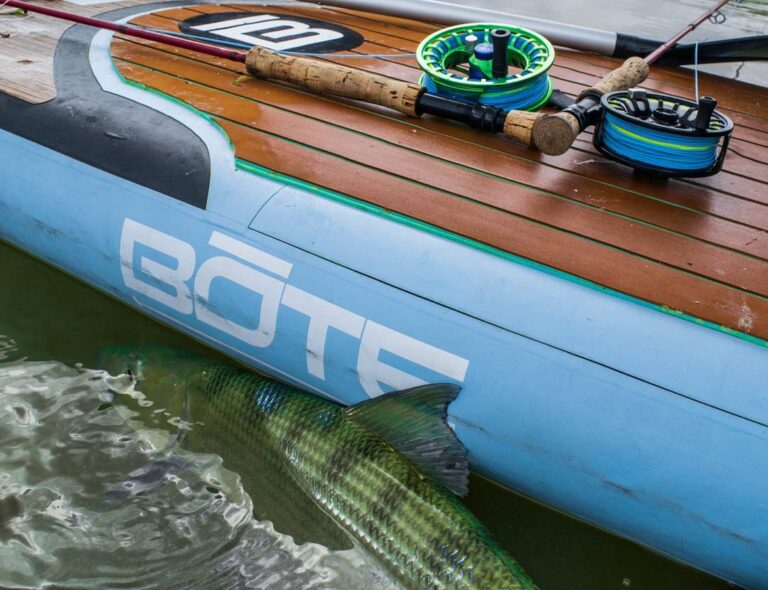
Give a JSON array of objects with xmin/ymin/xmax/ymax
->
[
  {"xmin": 5, "ymin": 0, "xmax": 732, "ymax": 154},
  {"xmin": 1, "ymin": 0, "xmax": 551, "ymax": 145},
  {"xmin": 530, "ymin": 0, "xmax": 734, "ymax": 155}
]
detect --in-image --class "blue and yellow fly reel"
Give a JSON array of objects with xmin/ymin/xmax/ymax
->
[
  {"xmin": 593, "ymin": 89, "xmax": 733, "ymax": 178},
  {"xmin": 417, "ymin": 23, "xmax": 555, "ymax": 112}
]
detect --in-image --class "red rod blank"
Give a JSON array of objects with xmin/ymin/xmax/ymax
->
[{"xmin": 3, "ymin": 0, "xmax": 249, "ymax": 62}]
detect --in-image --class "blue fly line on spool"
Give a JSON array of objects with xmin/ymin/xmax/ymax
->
[
  {"xmin": 417, "ymin": 23, "xmax": 555, "ymax": 112},
  {"xmin": 602, "ymin": 112, "xmax": 719, "ymax": 171},
  {"xmin": 594, "ymin": 89, "xmax": 733, "ymax": 178}
]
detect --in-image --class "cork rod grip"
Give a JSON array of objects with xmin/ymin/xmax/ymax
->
[
  {"xmin": 578, "ymin": 56, "xmax": 650, "ymax": 101},
  {"xmin": 529, "ymin": 57, "xmax": 651, "ymax": 156},
  {"xmin": 531, "ymin": 112, "xmax": 582, "ymax": 156},
  {"xmin": 501, "ymin": 111, "xmax": 545, "ymax": 147},
  {"xmin": 246, "ymin": 46, "xmax": 423, "ymax": 117}
]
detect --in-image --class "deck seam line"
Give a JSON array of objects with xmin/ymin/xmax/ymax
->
[
  {"xmin": 153, "ymin": 8, "xmax": 425, "ymax": 72},
  {"xmin": 567, "ymin": 145, "xmax": 768, "ymax": 199},
  {"xmin": 321, "ymin": 5, "xmax": 440, "ymax": 34}
]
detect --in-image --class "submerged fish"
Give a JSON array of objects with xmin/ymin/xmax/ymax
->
[{"xmin": 98, "ymin": 346, "xmax": 538, "ymax": 590}]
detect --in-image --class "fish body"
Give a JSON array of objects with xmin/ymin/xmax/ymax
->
[{"xmin": 99, "ymin": 347, "xmax": 538, "ymax": 590}]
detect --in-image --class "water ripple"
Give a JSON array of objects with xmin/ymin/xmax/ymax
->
[{"xmin": 0, "ymin": 361, "xmax": 398, "ymax": 590}]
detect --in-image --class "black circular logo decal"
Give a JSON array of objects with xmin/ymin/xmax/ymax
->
[{"xmin": 180, "ymin": 12, "xmax": 364, "ymax": 53}]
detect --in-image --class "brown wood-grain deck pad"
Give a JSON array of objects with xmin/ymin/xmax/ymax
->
[{"xmin": 111, "ymin": 3, "xmax": 768, "ymax": 343}]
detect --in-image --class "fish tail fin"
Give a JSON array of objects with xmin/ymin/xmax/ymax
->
[{"xmin": 345, "ymin": 384, "xmax": 469, "ymax": 496}]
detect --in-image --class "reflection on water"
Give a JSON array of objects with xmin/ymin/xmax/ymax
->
[
  {"xmin": 0, "ymin": 360, "xmax": 396, "ymax": 589},
  {"xmin": 0, "ymin": 241, "xmax": 737, "ymax": 589}
]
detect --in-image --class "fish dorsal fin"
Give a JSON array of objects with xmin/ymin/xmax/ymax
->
[{"xmin": 345, "ymin": 384, "xmax": 469, "ymax": 496}]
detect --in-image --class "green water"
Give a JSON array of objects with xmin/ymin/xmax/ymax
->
[{"xmin": 0, "ymin": 240, "xmax": 737, "ymax": 590}]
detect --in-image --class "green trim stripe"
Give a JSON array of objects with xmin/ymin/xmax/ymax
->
[{"xmin": 236, "ymin": 158, "xmax": 767, "ymax": 349}]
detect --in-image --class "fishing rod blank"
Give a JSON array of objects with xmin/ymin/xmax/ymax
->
[
  {"xmin": 530, "ymin": 0, "xmax": 734, "ymax": 156},
  {"xmin": 313, "ymin": 0, "xmax": 768, "ymax": 64},
  {"xmin": 314, "ymin": 0, "xmax": 620, "ymax": 56},
  {"xmin": 1, "ymin": 0, "xmax": 248, "ymax": 62}
]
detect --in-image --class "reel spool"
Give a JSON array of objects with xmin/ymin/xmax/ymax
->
[
  {"xmin": 593, "ymin": 89, "xmax": 733, "ymax": 178},
  {"xmin": 416, "ymin": 23, "xmax": 555, "ymax": 112}
]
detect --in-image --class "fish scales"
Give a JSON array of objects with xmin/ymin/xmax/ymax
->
[
  {"xmin": 203, "ymin": 363, "xmax": 534, "ymax": 589},
  {"xmin": 101, "ymin": 348, "xmax": 537, "ymax": 590},
  {"xmin": 176, "ymin": 368, "xmax": 345, "ymax": 547}
]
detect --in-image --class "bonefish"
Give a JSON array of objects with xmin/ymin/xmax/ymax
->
[{"xmin": 98, "ymin": 346, "xmax": 538, "ymax": 590}]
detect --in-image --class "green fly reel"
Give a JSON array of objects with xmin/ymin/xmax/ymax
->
[{"xmin": 417, "ymin": 23, "xmax": 555, "ymax": 112}]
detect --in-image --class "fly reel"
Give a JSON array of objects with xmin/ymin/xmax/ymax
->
[
  {"xmin": 593, "ymin": 89, "xmax": 733, "ymax": 178},
  {"xmin": 416, "ymin": 23, "xmax": 555, "ymax": 112}
]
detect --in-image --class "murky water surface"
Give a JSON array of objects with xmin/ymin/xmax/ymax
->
[
  {"xmin": 0, "ymin": 240, "xmax": 737, "ymax": 589},
  {"xmin": 471, "ymin": 0, "xmax": 768, "ymax": 86},
  {"xmin": 0, "ymin": 361, "xmax": 394, "ymax": 589}
]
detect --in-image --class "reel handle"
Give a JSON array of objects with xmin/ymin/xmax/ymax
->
[
  {"xmin": 530, "ymin": 57, "xmax": 650, "ymax": 155},
  {"xmin": 245, "ymin": 46, "xmax": 423, "ymax": 117}
]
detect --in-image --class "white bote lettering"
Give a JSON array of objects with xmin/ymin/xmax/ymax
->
[
  {"xmin": 119, "ymin": 219, "xmax": 470, "ymax": 394},
  {"xmin": 119, "ymin": 218, "xmax": 196, "ymax": 314},
  {"xmin": 357, "ymin": 321, "xmax": 470, "ymax": 396},
  {"xmin": 282, "ymin": 285, "xmax": 365, "ymax": 380}
]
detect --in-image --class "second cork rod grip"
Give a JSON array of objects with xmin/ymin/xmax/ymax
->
[
  {"xmin": 245, "ymin": 46, "xmax": 423, "ymax": 117},
  {"xmin": 501, "ymin": 57, "xmax": 650, "ymax": 155}
]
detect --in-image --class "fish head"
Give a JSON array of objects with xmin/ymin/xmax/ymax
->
[
  {"xmin": 95, "ymin": 345, "xmax": 208, "ymax": 396},
  {"xmin": 96, "ymin": 345, "xmax": 148, "ymax": 382}
]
